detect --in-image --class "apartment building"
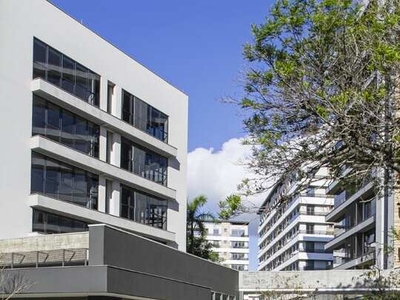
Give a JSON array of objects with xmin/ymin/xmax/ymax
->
[
  {"xmin": 204, "ymin": 221, "xmax": 250, "ymax": 271},
  {"xmin": 325, "ymin": 169, "xmax": 400, "ymax": 269},
  {"xmin": 0, "ymin": 0, "xmax": 188, "ymax": 250},
  {"xmin": 257, "ymin": 168, "xmax": 334, "ymax": 271}
]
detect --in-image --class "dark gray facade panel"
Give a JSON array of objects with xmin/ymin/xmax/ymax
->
[
  {"xmin": 6, "ymin": 266, "xmax": 107, "ymax": 294},
  {"xmin": 107, "ymin": 266, "xmax": 210, "ymax": 300},
  {"xmin": 90, "ymin": 225, "xmax": 238, "ymax": 296}
]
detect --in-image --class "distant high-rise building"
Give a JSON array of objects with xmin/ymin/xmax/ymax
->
[
  {"xmin": 204, "ymin": 220, "xmax": 250, "ymax": 271},
  {"xmin": 257, "ymin": 168, "xmax": 335, "ymax": 271},
  {"xmin": 325, "ymin": 168, "xmax": 400, "ymax": 269}
]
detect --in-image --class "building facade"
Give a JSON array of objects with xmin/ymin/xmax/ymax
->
[
  {"xmin": 257, "ymin": 169, "xmax": 334, "ymax": 271},
  {"xmin": 325, "ymin": 169, "xmax": 400, "ymax": 269},
  {"xmin": 0, "ymin": 0, "xmax": 188, "ymax": 250},
  {"xmin": 204, "ymin": 221, "xmax": 250, "ymax": 271}
]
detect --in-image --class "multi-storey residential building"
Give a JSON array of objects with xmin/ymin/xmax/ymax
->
[
  {"xmin": 0, "ymin": 0, "xmax": 188, "ymax": 250},
  {"xmin": 204, "ymin": 221, "xmax": 250, "ymax": 271},
  {"xmin": 257, "ymin": 168, "xmax": 335, "ymax": 271},
  {"xmin": 325, "ymin": 169, "xmax": 400, "ymax": 269}
]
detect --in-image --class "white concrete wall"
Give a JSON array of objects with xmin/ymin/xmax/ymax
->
[{"xmin": 0, "ymin": 0, "xmax": 188, "ymax": 250}]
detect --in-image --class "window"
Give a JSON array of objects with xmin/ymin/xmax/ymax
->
[
  {"xmin": 231, "ymin": 229, "xmax": 246, "ymax": 237},
  {"xmin": 31, "ymin": 152, "xmax": 98, "ymax": 209},
  {"xmin": 304, "ymin": 241, "xmax": 315, "ymax": 252},
  {"xmin": 306, "ymin": 205, "xmax": 315, "ymax": 215},
  {"xmin": 33, "ymin": 38, "xmax": 100, "ymax": 107},
  {"xmin": 306, "ymin": 187, "xmax": 315, "ymax": 196},
  {"xmin": 120, "ymin": 137, "xmax": 168, "ymax": 185},
  {"xmin": 32, "ymin": 210, "xmax": 88, "ymax": 234},
  {"xmin": 121, "ymin": 90, "xmax": 168, "ymax": 142},
  {"xmin": 120, "ymin": 185, "xmax": 167, "ymax": 230},
  {"xmin": 105, "ymin": 180, "xmax": 113, "ymax": 214},
  {"xmin": 306, "ymin": 224, "xmax": 314, "ymax": 234},
  {"xmin": 32, "ymin": 96, "xmax": 99, "ymax": 157}
]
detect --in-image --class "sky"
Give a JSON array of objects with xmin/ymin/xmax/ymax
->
[{"xmin": 51, "ymin": 0, "xmax": 273, "ymax": 270}]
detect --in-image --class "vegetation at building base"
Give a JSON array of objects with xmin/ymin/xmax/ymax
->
[
  {"xmin": 186, "ymin": 195, "xmax": 220, "ymax": 262},
  {"xmin": 0, "ymin": 264, "xmax": 31, "ymax": 300},
  {"xmin": 224, "ymin": 0, "xmax": 400, "ymax": 203}
]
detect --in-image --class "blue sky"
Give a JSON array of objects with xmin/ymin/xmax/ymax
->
[
  {"xmin": 52, "ymin": 0, "xmax": 270, "ymax": 151},
  {"xmin": 52, "ymin": 0, "xmax": 273, "ymax": 271}
]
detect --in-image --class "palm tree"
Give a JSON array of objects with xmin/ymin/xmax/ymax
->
[{"xmin": 186, "ymin": 195, "xmax": 217, "ymax": 260}]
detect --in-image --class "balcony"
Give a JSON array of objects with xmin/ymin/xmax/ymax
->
[
  {"xmin": 335, "ymin": 249, "xmax": 376, "ymax": 270},
  {"xmin": 31, "ymin": 135, "xmax": 176, "ymax": 200},
  {"xmin": 326, "ymin": 181, "xmax": 375, "ymax": 222},
  {"xmin": 325, "ymin": 215, "xmax": 375, "ymax": 251},
  {"xmin": 29, "ymin": 194, "xmax": 176, "ymax": 243},
  {"xmin": 31, "ymin": 78, "xmax": 177, "ymax": 158}
]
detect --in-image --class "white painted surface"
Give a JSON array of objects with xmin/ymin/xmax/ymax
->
[{"xmin": 0, "ymin": 0, "xmax": 187, "ymax": 250}]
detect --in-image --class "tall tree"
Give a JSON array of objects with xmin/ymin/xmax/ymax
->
[
  {"xmin": 186, "ymin": 195, "xmax": 219, "ymax": 261},
  {"xmin": 234, "ymin": 0, "xmax": 400, "ymax": 199}
]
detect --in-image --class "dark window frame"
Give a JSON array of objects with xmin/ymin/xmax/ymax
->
[
  {"xmin": 33, "ymin": 38, "xmax": 100, "ymax": 107},
  {"xmin": 121, "ymin": 90, "xmax": 169, "ymax": 143}
]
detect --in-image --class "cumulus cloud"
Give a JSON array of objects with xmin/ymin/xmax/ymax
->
[{"xmin": 187, "ymin": 138, "xmax": 266, "ymax": 218}]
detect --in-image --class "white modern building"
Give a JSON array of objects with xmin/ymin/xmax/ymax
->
[
  {"xmin": 325, "ymin": 168, "xmax": 400, "ymax": 269},
  {"xmin": 204, "ymin": 221, "xmax": 250, "ymax": 271},
  {"xmin": 0, "ymin": 0, "xmax": 188, "ymax": 250},
  {"xmin": 258, "ymin": 168, "xmax": 335, "ymax": 271}
]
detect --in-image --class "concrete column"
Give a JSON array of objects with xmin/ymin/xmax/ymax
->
[
  {"xmin": 98, "ymin": 176, "xmax": 106, "ymax": 213},
  {"xmin": 112, "ymin": 132, "xmax": 121, "ymax": 168},
  {"xmin": 376, "ymin": 192, "xmax": 385, "ymax": 269},
  {"xmin": 99, "ymin": 76, "xmax": 108, "ymax": 111},
  {"xmin": 99, "ymin": 126, "xmax": 107, "ymax": 162},
  {"xmin": 109, "ymin": 181, "xmax": 121, "ymax": 217},
  {"xmin": 114, "ymin": 86, "xmax": 122, "ymax": 119}
]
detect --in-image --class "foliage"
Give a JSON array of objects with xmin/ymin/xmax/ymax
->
[
  {"xmin": 186, "ymin": 195, "xmax": 219, "ymax": 262},
  {"xmin": 218, "ymin": 194, "xmax": 248, "ymax": 220},
  {"xmin": 0, "ymin": 260, "xmax": 31, "ymax": 299},
  {"xmin": 236, "ymin": 0, "xmax": 400, "ymax": 197}
]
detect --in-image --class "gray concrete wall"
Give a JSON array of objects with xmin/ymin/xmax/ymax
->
[
  {"xmin": 0, "ymin": 232, "xmax": 89, "ymax": 253},
  {"xmin": 89, "ymin": 224, "xmax": 238, "ymax": 296},
  {"xmin": 8, "ymin": 265, "xmax": 211, "ymax": 300}
]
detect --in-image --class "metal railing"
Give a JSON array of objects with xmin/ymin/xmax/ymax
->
[
  {"xmin": 34, "ymin": 61, "xmax": 99, "ymax": 107},
  {"xmin": 1, "ymin": 248, "xmax": 89, "ymax": 269}
]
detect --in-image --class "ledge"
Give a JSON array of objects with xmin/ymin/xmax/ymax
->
[
  {"xmin": 325, "ymin": 216, "xmax": 375, "ymax": 251},
  {"xmin": 325, "ymin": 182, "xmax": 375, "ymax": 222},
  {"xmin": 31, "ymin": 78, "xmax": 178, "ymax": 158},
  {"xmin": 29, "ymin": 194, "xmax": 176, "ymax": 243},
  {"xmin": 31, "ymin": 135, "xmax": 176, "ymax": 200}
]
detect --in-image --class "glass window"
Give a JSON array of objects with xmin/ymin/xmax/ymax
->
[
  {"xmin": 121, "ymin": 186, "xmax": 134, "ymax": 220},
  {"xmin": 120, "ymin": 185, "xmax": 167, "ymax": 230},
  {"xmin": 33, "ymin": 209, "xmax": 88, "ymax": 234},
  {"xmin": 61, "ymin": 110, "xmax": 75, "ymax": 148},
  {"xmin": 32, "ymin": 96, "xmax": 99, "ymax": 158},
  {"xmin": 62, "ymin": 56, "xmax": 75, "ymax": 93},
  {"xmin": 75, "ymin": 116, "xmax": 88, "ymax": 153},
  {"xmin": 31, "ymin": 154, "xmax": 45, "ymax": 193},
  {"xmin": 75, "ymin": 63, "xmax": 89, "ymax": 100},
  {"xmin": 122, "ymin": 90, "xmax": 169, "ymax": 142},
  {"xmin": 33, "ymin": 39, "xmax": 47, "ymax": 79},
  {"xmin": 31, "ymin": 152, "xmax": 98, "ymax": 209},
  {"xmin": 47, "ymin": 48, "xmax": 61, "ymax": 86},
  {"xmin": 87, "ymin": 122, "xmax": 99, "ymax": 157},
  {"xmin": 46, "ymin": 102, "xmax": 61, "ymax": 142},
  {"xmin": 120, "ymin": 138, "xmax": 168, "ymax": 186},
  {"xmin": 32, "ymin": 97, "xmax": 46, "ymax": 136},
  {"xmin": 33, "ymin": 38, "xmax": 100, "ymax": 107}
]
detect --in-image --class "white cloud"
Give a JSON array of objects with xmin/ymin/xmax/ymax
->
[{"xmin": 187, "ymin": 138, "xmax": 266, "ymax": 218}]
